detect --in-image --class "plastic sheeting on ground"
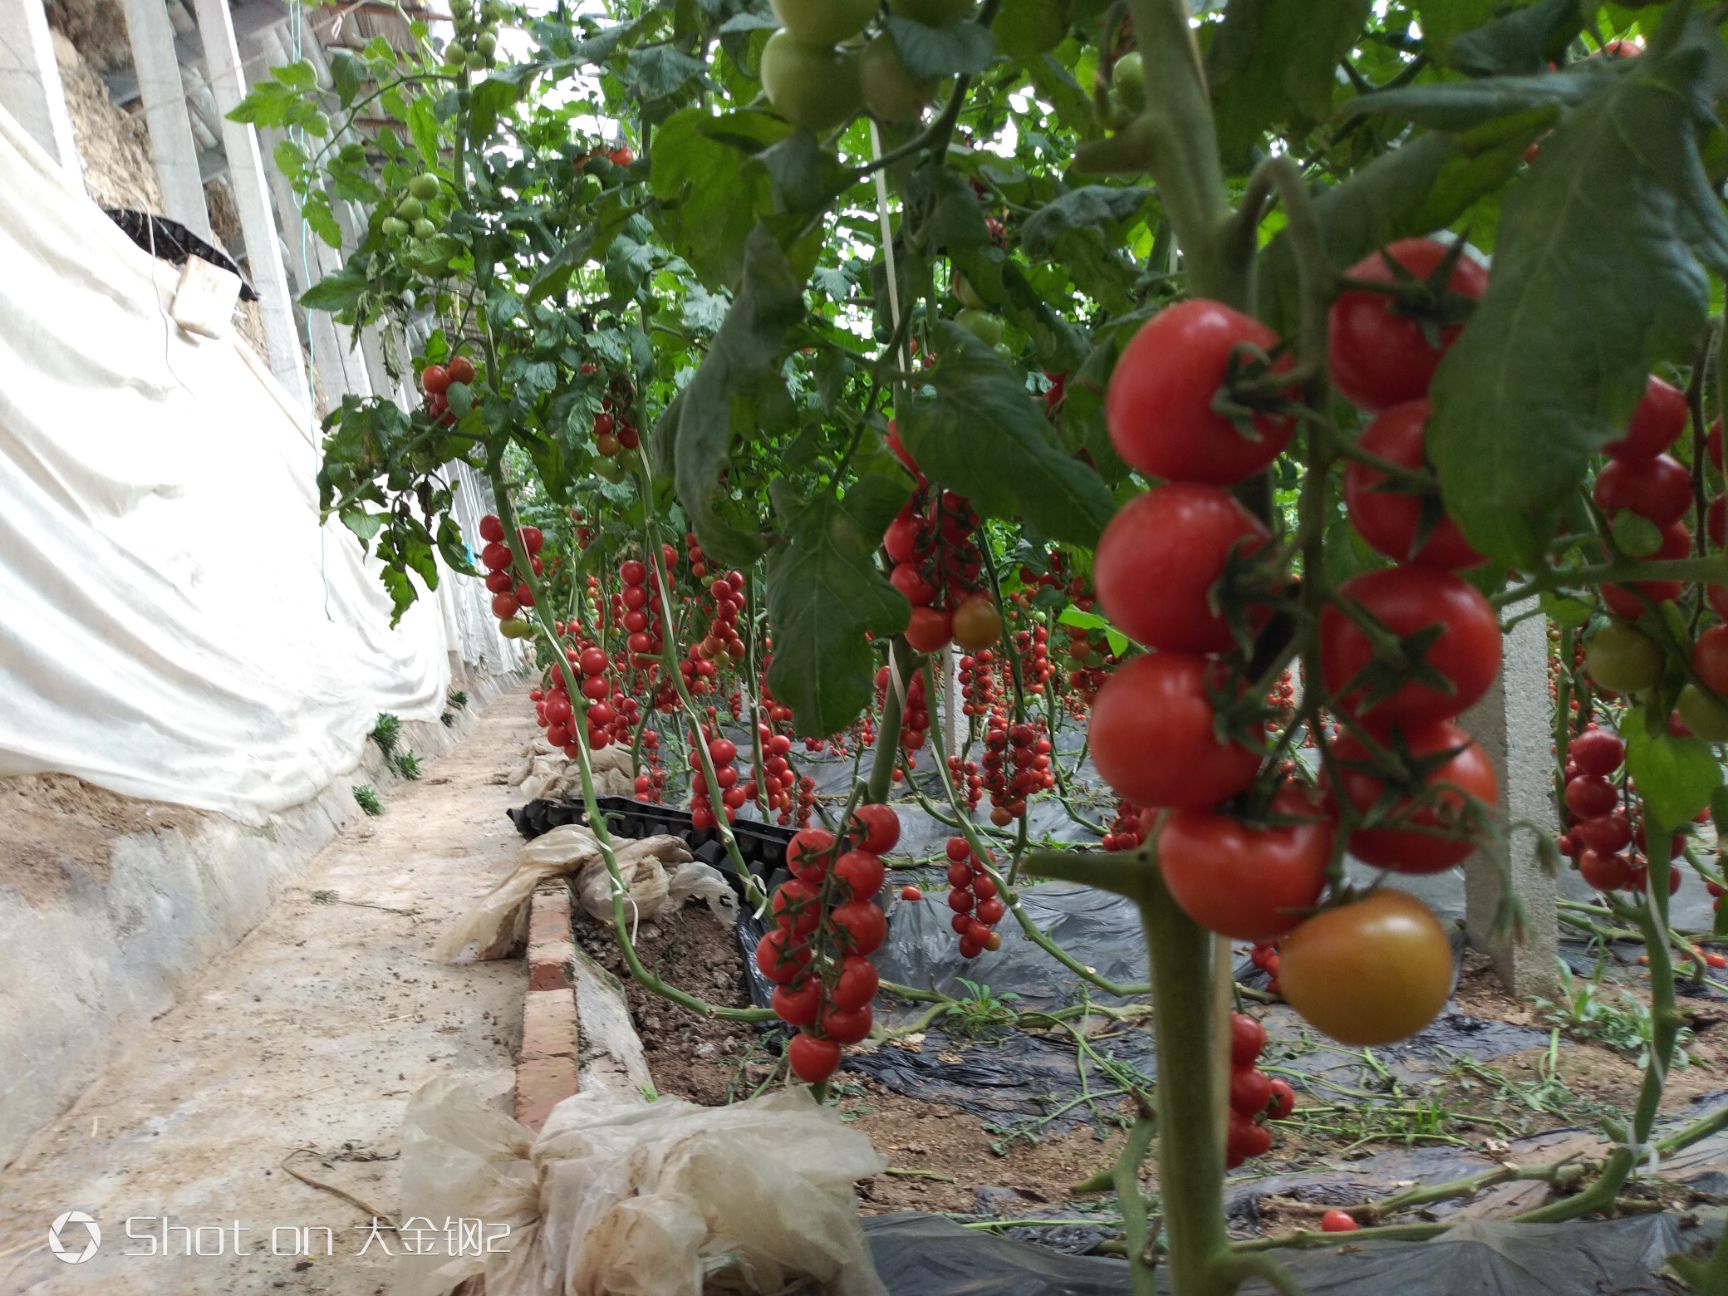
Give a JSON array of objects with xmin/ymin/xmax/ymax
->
[
  {"xmin": 862, "ymin": 1211, "xmax": 1720, "ymax": 1295},
  {"xmin": 395, "ymin": 1079, "xmax": 888, "ymax": 1296},
  {"xmin": 0, "ymin": 105, "xmax": 521, "ymax": 824}
]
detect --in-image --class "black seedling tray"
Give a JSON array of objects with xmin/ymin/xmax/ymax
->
[{"xmin": 507, "ymin": 794, "xmax": 800, "ymax": 877}]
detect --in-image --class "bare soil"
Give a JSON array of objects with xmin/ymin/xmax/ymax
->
[{"xmin": 0, "ymin": 771, "xmax": 202, "ymax": 900}]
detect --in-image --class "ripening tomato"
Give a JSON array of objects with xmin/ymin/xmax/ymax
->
[
  {"xmin": 1105, "ymin": 300, "xmax": 1297, "ymax": 485},
  {"xmin": 1090, "ymin": 653, "xmax": 1262, "ymax": 808},
  {"xmin": 850, "ymin": 803, "xmax": 901, "ymax": 854},
  {"xmin": 1594, "ymin": 454, "xmax": 1692, "ymax": 528},
  {"xmin": 1328, "ymin": 239, "xmax": 1488, "ymax": 410},
  {"xmin": 1093, "ymin": 484, "xmax": 1270, "ymax": 652},
  {"xmin": 1342, "ymin": 401, "xmax": 1482, "ymax": 569},
  {"xmin": 788, "ymin": 1032, "xmax": 841, "ymax": 1084},
  {"xmin": 1156, "ymin": 787, "xmax": 1333, "ymax": 939},
  {"xmin": 1319, "ymin": 568, "xmax": 1501, "ymax": 731},
  {"xmin": 1331, "ymin": 723, "xmax": 1496, "ymax": 873},
  {"xmin": 1603, "ymin": 375, "xmax": 1686, "ymax": 461},
  {"xmin": 1278, "ymin": 890, "xmax": 1453, "ymax": 1046},
  {"xmin": 951, "ymin": 595, "xmax": 1002, "ymax": 651}
]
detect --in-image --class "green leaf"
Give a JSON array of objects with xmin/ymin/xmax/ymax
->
[
  {"xmin": 765, "ymin": 489, "xmax": 911, "ymax": 736},
  {"xmin": 1538, "ymin": 592, "xmax": 1594, "ymax": 628},
  {"xmin": 1019, "ymin": 186, "xmax": 1149, "ymax": 256},
  {"xmin": 1430, "ymin": 32, "xmax": 1728, "ymax": 567},
  {"xmin": 340, "ymin": 508, "xmax": 385, "ymax": 542},
  {"xmin": 666, "ymin": 224, "xmax": 809, "ymax": 565},
  {"xmin": 885, "ymin": 16, "xmax": 996, "ymax": 79},
  {"xmin": 650, "ymin": 108, "xmax": 789, "ymax": 288},
  {"xmin": 406, "ymin": 95, "xmax": 440, "ymax": 166},
  {"xmin": 1443, "ymin": 0, "xmax": 1585, "ymax": 75},
  {"xmin": 331, "ymin": 51, "xmax": 365, "ymax": 107},
  {"xmin": 1624, "ymin": 706, "xmax": 1723, "ymax": 830},
  {"xmin": 899, "ymin": 323, "xmax": 1116, "ymax": 547},
  {"xmin": 1341, "ymin": 66, "xmax": 1605, "ymax": 132},
  {"xmin": 272, "ymin": 59, "xmax": 317, "ymax": 90},
  {"xmin": 300, "ymin": 263, "xmax": 369, "ymax": 315},
  {"xmin": 1708, "ymin": 783, "xmax": 1728, "ymax": 841},
  {"xmin": 625, "ymin": 44, "xmax": 708, "ymax": 100},
  {"xmin": 1206, "ymin": 0, "xmax": 1371, "ymax": 160}
]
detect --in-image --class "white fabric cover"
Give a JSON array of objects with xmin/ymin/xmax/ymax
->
[{"xmin": 0, "ymin": 105, "xmax": 517, "ymax": 823}]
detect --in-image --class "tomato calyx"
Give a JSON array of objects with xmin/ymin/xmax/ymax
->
[
  {"xmin": 1209, "ymin": 339, "xmax": 1305, "ymax": 432},
  {"xmin": 1338, "ymin": 238, "xmax": 1482, "ymax": 347}
]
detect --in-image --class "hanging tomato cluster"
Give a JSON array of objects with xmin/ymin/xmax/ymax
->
[
  {"xmin": 418, "ymin": 353, "xmax": 475, "ymax": 427},
  {"xmin": 477, "ymin": 512, "xmax": 544, "ymax": 640},
  {"xmin": 980, "ymin": 716, "xmax": 1054, "ymax": 827},
  {"xmin": 877, "ymin": 664, "xmax": 929, "ymax": 777},
  {"xmin": 944, "ymin": 834, "xmax": 1006, "ymax": 958},
  {"xmin": 1226, "ymin": 1013, "xmax": 1295, "ymax": 1169},
  {"xmin": 884, "ymin": 488, "xmax": 1002, "ymax": 655},
  {"xmin": 690, "ymin": 730, "xmax": 742, "ymax": 830},
  {"xmin": 762, "ymin": 806, "xmax": 897, "ymax": 1085},
  {"xmin": 589, "ymin": 371, "xmax": 639, "ymax": 458}
]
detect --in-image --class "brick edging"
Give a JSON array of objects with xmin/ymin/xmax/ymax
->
[{"xmin": 513, "ymin": 883, "xmax": 580, "ymax": 1130}]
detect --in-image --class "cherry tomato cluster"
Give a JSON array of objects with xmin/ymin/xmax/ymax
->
[
  {"xmin": 946, "ymin": 753, "xmax": 984, "ymax": 811},
  {"xmin": 957, "ymin": 649, "xmax": 1002, "ymax": 716},
  {"xmin": 590, "ymin": 372, "xmax": 640, "ymax": 458},
  {"xmin": 1226, "ymin": 1013, "xmax": 1295, "ymax": 1169},
  {"xmin": 980, "ymin": 716, "xmax": 1054, "ymax": 826},
  {"xmin": 690, "ymin": 729, "xmax": 743, "ymax": 830},
  {"xmin": 1100, "ymin": 802, "xmax": 1144, "ymax": 853},
  {"xmin": 698, "ymin": 569, "xmax": 748, "ymax": 662},
  {"xmin": 478, "ymin": 512, "xmax": 543, "ymax": 641},
  {"xmin": 883, "ymin": 488, "xmax": 1002, "ymax": 656},
  {"xmin": 1589, "ymin": 376, "xmax": 1693, "ymax": 620},
  {"xmin": 763, "ymin": 806, "xmax": 898, "ymax": 1085},
  {"xmin": 877, "ymin": 665, "xmax": 929, "ymax": 777},
  {"xmin": 944, "ymin": 834, "xmax": 1005, "ymax": 958},
  {"xmin": 419, "ymin": 354, "xmax": 475, "ymax": 426}
]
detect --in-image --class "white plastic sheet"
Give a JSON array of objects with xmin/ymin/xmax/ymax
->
[
  {"xmin": 396, "ymin": 1080, "xmax": 890, "ymax": 1296},
  {"xmin": 0, "ymin": 105, "xmax": 520, "ymax": 823}
]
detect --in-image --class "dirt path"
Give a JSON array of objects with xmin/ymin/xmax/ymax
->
[{"xmin": 0, "ymin": 694, "xmax": 538, "ymax": 1295}]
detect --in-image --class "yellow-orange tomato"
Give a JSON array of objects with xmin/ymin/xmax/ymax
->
[
  {"xmin": 1278, "ymin": 891, "xmax": 1452, "ymax": 1046},
  {"xmin": 951, "ymin": 595, "xmax": 1002, "ymax": 651}
]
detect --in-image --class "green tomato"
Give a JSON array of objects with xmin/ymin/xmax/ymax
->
[
  {"xmin": 1678, "ymin": 684, "xmax": 1728, "ymax": 742},
  {"xmin": 413, "ymin": 218, "xmax": 437, "ymax": 239},
  {"xmin": 861, "ymin": 33, "xmax": 937, "ymax": 124},
  {"xmin": 477, "ymin": 31, "xmax": 497, "ymax": 56},
  {"xmin": 769, "ymin": 0, "xmax": 877, "ymax": 45},
  {"xmin": 760, "ymin": 30, "xmax": 862, "ymax": 133},
  {"xmin": 994, "ymin": 0, "xmax": 1066, "ymax": 57},
  {"xmin": 498, "ymin": 617, "xmax": 531, "ymax": 639},
  {"xmin": 593, "ymin": 456, "xmax": 626, "ymax": 483},
  {"xmin": 396, "ymin": 195, "xmax": 424, "ymax": 221},
  {"xmin": 888, "ymin": 0, "xmax": 974, "ymax": 24},
  {"xmin": 1586, "ymin": 621, "xmax": 1664, "ymax": 694},
  {"xmin": 1610, "ymin": 510, "xmax": 1663, "ymax": 558},
  {"xmin": 380, "ymin": 216, "xmax": 408, "ymax": 238},
  {"xmin": 952, "ymin": 272, "xmax": 984, "ymax": 309},
  {"xmin": 408, "ymin": 173, "xmax": 440, "ymax": 202},
  {"xmin": 1111, "ymin": 52, "xmax": 1146, "ymax": 115},
  {"xmin": 956, "ymin": 307, "xmax": 1005, "ymax": 348}
]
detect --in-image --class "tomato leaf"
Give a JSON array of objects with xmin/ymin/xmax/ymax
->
[
  {"xmin": 1624, "ymin": 706, "xmax": 1722, "ymax": 830},
  {"xmin": 664, "ymin": 224, "xmax": 808, "ymax": 567},
  {"xmin": 650, "ymin": 108, "xmax": 789, "ymax": 288},
  {"xmin": 1206, "ymin": 0, "xmax": 1372, "ymax": 161},
  {"xmin": 1429, "ymin": 27, "xmax": 1728, "ymax": 567},
  {"xmin": 765, "ymin": 486, "xmax": 911, "ymax": 736},
  {"xmin": 1019, "ymin": 186, "xmax": 1150, "ymax": 256},
  {"xmin": 884, "ymin": 16, "xmax": 996, "ymax": 79},
  {"xmin": 1440, "ymin": 0, "xmax": 1585, "ymax": 75},
  {"xmin": 899, "ymin": 323, "xmax": 1116, "ymax": 547}
]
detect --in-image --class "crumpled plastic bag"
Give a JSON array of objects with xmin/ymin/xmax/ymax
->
[
  {"xmin": 395, "ymin": 1080, "xmax": 889, "ymax": 1296},
  {"xmin": 435, "ymin": 829, "xmax": 732, "ymax": 963},
  {"xmin": 510, "ymin": 742, "xmax": 636, "ymax": 800}
]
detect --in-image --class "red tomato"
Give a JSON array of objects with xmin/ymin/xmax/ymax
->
[
  {"xmin": 1230, "ymin": 1012, "xmax": 1266, "ymax": 1066},
  {"xmin": 1564, "ymin": 775, "xmax": 1619, "ymax": 820},
  {"xmin": 1577, "ymin": 813, "xmax": 1632, "ymax": 854},
  {"xmin": 1156, "ymin": 787, "xmax": 1333, "ymax": 939},
  {"xmin": 831, "ymin": 955, "xmax": 880, "ymax": 1011},
  {"xmin": 772, "ymin": 977, "xmax": 822, "ymax": 1026},
  {"xmin": 1105, "ymin": 300, "xmax": 1296, "ymax": 485},
  {"xmin": 820, "ymin": 1003, "xmax": 874, "ymax": 1044},
  {"xmin": 890, "ymin": 562, "xmax": 937, "ymax": 607},
  {"xmin": 851, "ymin": 803, "xmax": 901, "ymax": 854},
  {"xmin": 1265, "ymin": 1078, "xmax": 1296, "ymax": 1121},
  {"xmin": 905, "ymin": 606, "xmax": 954, "ymax": 653},
  {"xmin": 1604, "ymin": 375, "xmax": 1686, "ymax": 461},
  {"xmin": 900, "ymin": 884, "xmax": 923, "ymax": 901},
  {"xmin": 1229, "ymin": 1065, "xmax": 1273, "ymax": 1116},
  {"xmin": 1226, "ymin": 1110, "xmax": 1273, "ymax": 1161},
  {"xmin": 1579, "ymin": 849, "xmax": 1632, "ymax": 891},
  {"xmin": 1594, "ymin": 454, "xmax": 1692, "ymax": 528},
  {"xmin": 785, "ymin": 827, "xmax": 834, "ymax": 882},
  {"xmin": 1319, "ymin": 567, "xmax": 1501, "ymax": 731},
  {"xmin": 1694, "ymin": 625, "xmax": 1728, "ymax": 696},
  {"xmin": 481, "ymin": 541, "xmax": 513, "ymax": 571},
  {"xmin": 1331, "ymin": 723, "xmax": 1497, "ymax": 873},
  {"xmin": 1279, "ymin": 891, "xmax": 1453, "ymax": 1046},
  {"xmin": 830, "ymin": 900, "xmax": 887, "ymax": 956},
  {"xmin": 479, "ymin": 513, "xmax": 505, "ymax": 543},
  {"xmin": 771, "ymin": 879, "xmax": 821, "ymax": 938},
  {"xmin": 421, "ymin": 363, "xmax": 451, "ymax": 395},
  {"xmin": 1569, "ymin": 727, "xmax": 1624, "ymax": 777},
  {"xmin": 1093, "ymin": 484, "xmax": 1270, "ymax": 652},
  {"xmin": 1328, "ymin": 238, "xmax": 1488, "ymax": 410},
  {"xmin": 1090, "ymin": 653, "xmax": 1262, "ymax": 808},
  {"xmin": 788, "ymin": 1032, "xmax": 841, "ymax": 1083},
  {"xmin": 1603, "ymin": 520, "xmax": 1690, "ymax": 616},
  {"xmin": 1320, "ymin": 1210, "xmax": 1360, "ymax": 1233},
  {"xmin": 834, "ymin": 849, "xmax": 886, "ymax": 900},
  {"xmin": 755, "ymin": 928, "xmax": 811, "ymax": 985},
  {"xmin": 1343, "ymin": 401, "xmax": 1482, "ymax": 569},
  {"xmin": 491, "ymin": 591, "xmax": 519, "ymax": 619}
]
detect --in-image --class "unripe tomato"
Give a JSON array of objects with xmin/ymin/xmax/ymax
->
[
  {"xmin": 1585, "ymin": 622, "xmax": 1663, "ymax": 694},
  {"xmin": 760, "ymin": 31, "xmax": 861, "ymax": 133},
  {"xmin": 1094, "ymin": 484, "xmax": 1270, "ymax": 653},
  {"xmin": 769, "ymin": 0, "xmax": 876, "ymax": 43},
  {"xmin": 1328, "ymin": 239, "xmax": 1488, "ymax": 410},
  {"xmin": 1106, "ymin": 300, "xmax": 1297, "ymax": 485},
  {"xmin": 1279, "ymin": 891, "xmax": 1452, "ymax": 1046}
]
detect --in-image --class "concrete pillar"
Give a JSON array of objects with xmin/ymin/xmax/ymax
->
[
  {"xmin": 1462, "ymin": 600, "xmax": 1559, "ymax": 996},
  {"xmin": 0, "ymin": 0, "xmax": 79, "ymax": 176},
  {"xmin": 118, "ymin": 0, "xmax": 212, "ymax": 237},
  {"xmin": 189, "ymin": 0, "xmax": 307, "ymax": 402}
]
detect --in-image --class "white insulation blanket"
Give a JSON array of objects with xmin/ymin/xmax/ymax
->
[{"xmin": 0, "ymin": 105, "xmax": 513, "ymax": 823}]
